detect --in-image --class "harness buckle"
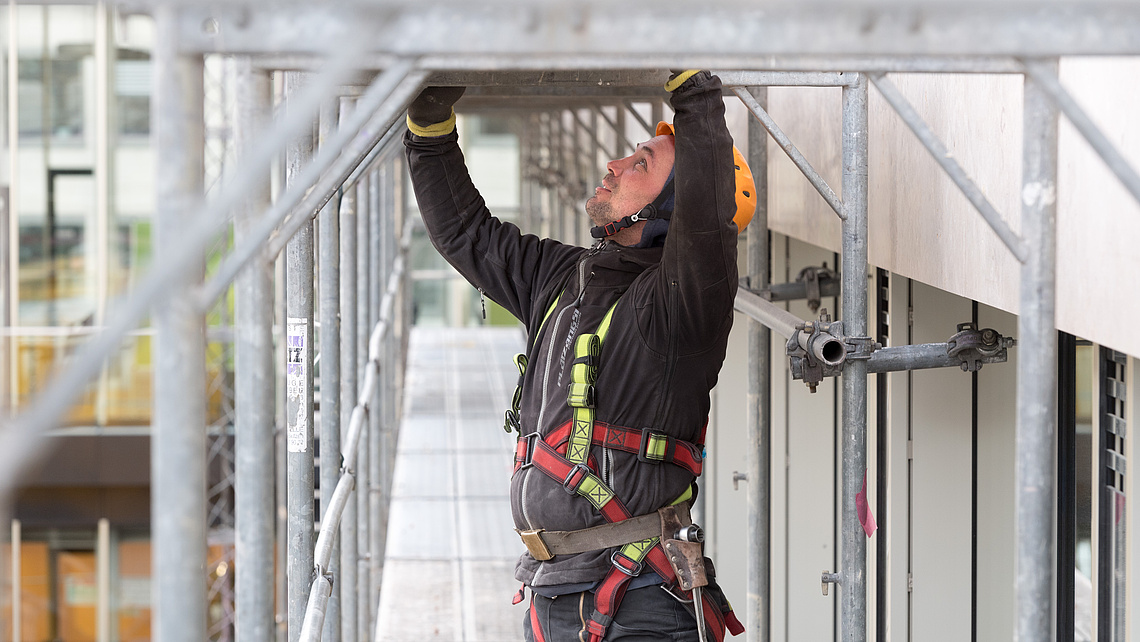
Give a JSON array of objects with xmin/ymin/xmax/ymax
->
[
  {"xmin": 637, "ymin": 430, "xmax": 672, "ymax": 464},
  {"xmin": 562, "ymin": 463, "xmax": 592, "ymax": 495},
  {"xmin": 519, "ymin": 432, "xmax": 539, "ymax": 469},
  {"xmin": 610, "ymin": 549, "xmax": 644, "ymax": 577},
  {"xmin": 518, "ymin": 529, "xmax": 554, "ymax": 561}
]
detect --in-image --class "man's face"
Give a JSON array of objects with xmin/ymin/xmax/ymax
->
[{"xmin": 586, "ymin": 134, "xmax": 676, "ymax": 229}]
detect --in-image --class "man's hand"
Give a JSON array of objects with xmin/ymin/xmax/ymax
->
[{"xmin": 407, "ymin": 86, "xmax": 467, "ymax": 136}]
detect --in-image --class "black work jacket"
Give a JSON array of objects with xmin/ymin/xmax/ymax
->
[{"xmin": 404, "ymin": 72, "xmax": 739, "ymax": 587}]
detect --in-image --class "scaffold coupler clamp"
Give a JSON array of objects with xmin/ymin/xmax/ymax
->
[
  {"xmin": 795, "ymin": 264, "xmax": 837, "ymax": 314},
  {"xmin": 946, "ymin": 322, "xmax": 1016, "ymax": 372},
  {"xmin": 787, "ymin": 310, "xmax": 847, "ymax": 393},
  {"xmin": 845, "ymin": 336, "xmax": 880, "ymax": 361}
]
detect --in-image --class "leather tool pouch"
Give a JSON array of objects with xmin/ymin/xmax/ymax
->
[{"xmin": 658, "ymin": 505, "xmax": 708, "ymax": 591}]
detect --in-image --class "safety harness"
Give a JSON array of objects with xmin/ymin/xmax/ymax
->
[{"xmin": 506, "ymin": 291, "xmax": 744, "ymax": 642}]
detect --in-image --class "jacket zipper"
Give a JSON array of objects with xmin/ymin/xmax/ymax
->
[{"xmin": 521, "ymin": 242, "xmax": 604, "ymax": 530}]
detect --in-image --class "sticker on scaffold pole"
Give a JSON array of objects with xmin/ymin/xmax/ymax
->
[{"xmin": 286, "ymin": 317, "xmax": 308, "ymax": 453}]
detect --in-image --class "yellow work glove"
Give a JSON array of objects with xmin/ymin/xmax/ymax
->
[
  {"xmin": 406, "ymin": 86, "xmax": 467, "ymax": 137},
  {"xmin": 664, "ymin": 70, "xmax": 701, "ymax": 92}
]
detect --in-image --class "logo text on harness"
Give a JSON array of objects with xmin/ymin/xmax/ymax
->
[{"xmin": 556, "ymin": 308, "xmax": 581, "ymax": 388}]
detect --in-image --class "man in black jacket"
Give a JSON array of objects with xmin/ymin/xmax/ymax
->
[{"xmin": 404, "ymin": 70, "xmax": 753, "ymax": 642}]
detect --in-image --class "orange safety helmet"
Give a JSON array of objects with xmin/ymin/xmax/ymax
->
[{"xmin": 656, "ymin": 121, "xmax": 757, "ymax": 233}]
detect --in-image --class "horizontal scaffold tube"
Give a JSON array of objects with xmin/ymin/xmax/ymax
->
[
  {"xmin": 735, "ymin": 285, "xmax": 847, "ymax": 369},
  {"xmin": 866, "ymin": 342, "xmax": 975, "ymax": 373},
  {"xmin": 733, "ymin": 284, "xmax": 803, "ymax": 340},
  {"xmin": 297, "ymin": 223, "xmax": 413, "ymax": 642}
]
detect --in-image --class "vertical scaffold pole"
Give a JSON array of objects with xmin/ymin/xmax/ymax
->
[
  {"xmin": 284, "ymin": 71, "xmax": 316, "ymax": 642},
  {"xmin": 338, "ymin": 96, "xmax": 360, "ymax": 642},
  {"xmin": 152, "ymin": 7, "xmax": 207, "ymax": 642},
  {"xmin": 368, "ymin": 163, "xmax": 384, "ymax": 628},
  {"xmin": 1016, "ymin": 58, "xmax": 1059, "ymax": 642},
  {"xmin": 840, "ymin": 73, "xmax": 869, "ymax": 642},
  {"xmin": 318, "ymin": 96, "xmax": 343, "ymax": 642},
  {"xmin": 745, "ymin": 85, "xmax": 771, "ymax": 642},
  {"xmin": 234, "ymin": 58, "xmax": 275, "ymax": 642},
  {"xmin": 355, "ymin": 170, "xmax": 372, "ymax": 640}
]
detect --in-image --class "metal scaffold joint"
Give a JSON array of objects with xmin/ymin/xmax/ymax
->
[
  {"xmin": 785, "ymin": 313, "xmax": 1017, "ymax": 389},
  {"xmin": 786, "ymin": 310, "xmax": 850, "ymax": 393}
]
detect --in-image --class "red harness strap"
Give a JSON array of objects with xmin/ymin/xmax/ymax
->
[
  {"xmin": 514, "ymin": 420, "xmax": 704, "ymax": 476},
  {"xmin": 528, "ymin": 593, "xmax": 547, "ymax": 642}
]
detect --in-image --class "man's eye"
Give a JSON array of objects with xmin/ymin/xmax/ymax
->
[{"xmin": 637, "ymin": 159, "xmax": 647, "ymax": 169}]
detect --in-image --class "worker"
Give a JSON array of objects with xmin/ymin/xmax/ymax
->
[{"xmin": 404, "ymin": 70, "xmax": 754, "ymax": 642}]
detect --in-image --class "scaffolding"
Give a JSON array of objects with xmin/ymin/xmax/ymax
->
[{"xmin": 3, "ymin": 1, "xmax": 1140, "ymax": 641}]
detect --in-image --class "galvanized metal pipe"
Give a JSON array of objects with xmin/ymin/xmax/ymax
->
[
  {"xmin": 764, "ymin": 277, "xmax": 841, "ymax": 303},
  {"xmin": 284, "ymin": 71, "xmax": 317, "ymax": 642},
  {"xmin": 621, "ymin": 100, "xmax": 656, "ymax": 137},
  {"xmin": 297, "ymin": 574, "xmax": 333, "ymax": 641},
  {"xmin": 865, "ymin": 343, "xmax": 996, "ymax": 374},
  {"xmin": 201, "ymin": 62, "xmax": 425, "ymax": 306},
  {"xmin": 338, "ymin": 98, "xmax": 360, "ymax": 642},
  {"xmin": 355, "ymin": 171, "xmax": 372, "ymax": 641},
  {"xmin": 234, "ymin": 57, "xmax": 276, "ymax": 642},
  {"xmin": 152, "ymin": 8, "xmax": 207, "ymax": 642},
  {"xmin": 869, "ymin": 73, "xmax": 1028, "ymax": 263},
  {"xmin": 1016, "ymin": 58, "xmax": 1059, "ymax": 642},
  {"xmin": 596, "ymin": 105, "xmax": 634, "ymax": 158},
  {"xmin": 367, "ymin": 164, "xmax": 384, "ymax": 631},
  {"xmin": 745, "ymin": 85, "xmax": 772, "ymax": 642},
  {"xmin": 96, "ymin": 518, "xmax": 110, "ymax": 642},
  {"xmin": 733, "ymin": 286, "xmax": 808, "ymax": 341},
  {"xmin": 718, "ymin": 70, "xmax": 858, "ymax": 87},
  {"xmin": 839, "ymin": 72, "xmax": 869, "ymax": 642},
  {"xmin": 237, "ymin": 54, "xmax": 1026, "ymax": 77},
  {"xmin": 343, "ymin": 123, "xmax": 404, "ymax": 191},
  {"xmin": 317, "ymin": 96, "xmax": 343, "ymax": 642},
  {"xmin": 412, "ymin": 55, "xmax": 1027, "ymax": 75},
  {"xmin": 733, "ymin": 87, "xmax": 845, "ymax": 220},
  {"xmin": 572, "ymin": 108, "xmax": 617, "ymax": 163},
  {"xmin": 1021, "ymin": 59, "xmax": 1140, "ymax": 208}
]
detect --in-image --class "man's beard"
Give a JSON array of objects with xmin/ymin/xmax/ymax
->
[{"xmin": 585, "ymin": 197, "xmax": 612, "ymax": 227}]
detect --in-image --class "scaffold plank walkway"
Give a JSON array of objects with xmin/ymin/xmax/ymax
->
[{"xmin": 377, "ymin": 326, "xmax": 528, "ymax": 641}]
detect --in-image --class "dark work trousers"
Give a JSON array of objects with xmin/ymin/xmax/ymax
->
[{"xmin": 523, "ymin": 585, "xmax": 700, "ymax": 642}]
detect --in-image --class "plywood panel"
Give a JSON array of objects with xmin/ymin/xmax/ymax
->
[
  {"xmin": 909, "ymin": 282, "xmax": 973, "ymax": 642},
  {"xmin": 759, "ymin": 61, "xmax": 1140, "ymax": 359},
  {"xmin": 976, "ymin": 304, "xmax": 1018, "ymax": 639},
  {"xmin": 767, "ymin": 87, "xmax": 844, "ymax": 254},
  {"xmin": 1056, "ymin": 59, "xmax": 1140, "ymax": 359}
]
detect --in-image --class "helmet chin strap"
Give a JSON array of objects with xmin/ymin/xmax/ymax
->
[{"xmin": 590, "ymin": 175, "xmax": 675, "ymax": 240}]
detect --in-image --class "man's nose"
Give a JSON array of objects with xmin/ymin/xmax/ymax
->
[{"xmin": 606, "ymin": 156, "xmax": 631, "ymax": 175}]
